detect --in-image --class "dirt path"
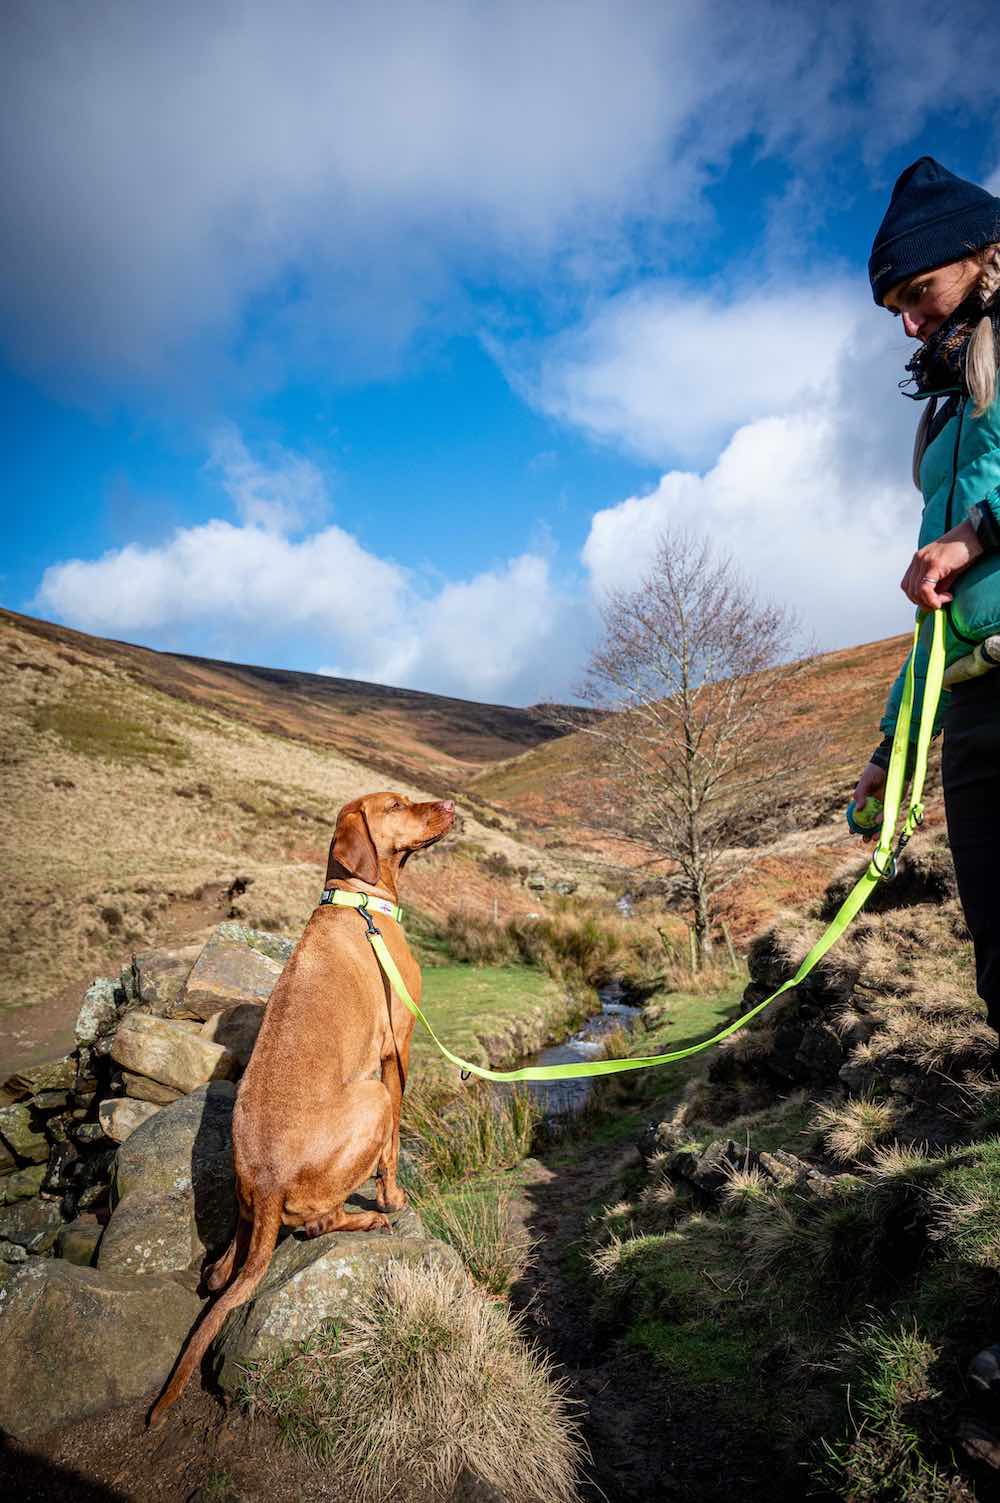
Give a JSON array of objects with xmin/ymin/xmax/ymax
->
[{"xmin": 507, "ymin": 1122, "xmax": 805, "ymax": 1503}]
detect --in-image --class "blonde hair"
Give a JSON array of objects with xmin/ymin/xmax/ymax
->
[{"xmin": 912, "ymin": 243, "xmax": 1000, "ymax": 485}]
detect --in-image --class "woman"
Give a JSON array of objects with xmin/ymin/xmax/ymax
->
[{"xmin": 853, "ymin": 156, "xmax": 1000, "ymax": 1053}]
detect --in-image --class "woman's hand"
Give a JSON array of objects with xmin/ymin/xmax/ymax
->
[
  {"xmin": 900, "ymin": 520, "xmax": 983, "ymax": 608},
  {"xmin": 851, "ymin": 761, "xmax": 887, "ymax": 842}
]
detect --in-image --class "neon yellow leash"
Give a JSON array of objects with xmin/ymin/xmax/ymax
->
[{"xmin": 336, "ymin": 611, "xmax": 944, "ymax": 1084}]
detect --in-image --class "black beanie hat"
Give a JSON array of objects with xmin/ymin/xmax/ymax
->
[{"xmin": 868, "ymin": 156, "xmax": 1000, "ymax": 306}]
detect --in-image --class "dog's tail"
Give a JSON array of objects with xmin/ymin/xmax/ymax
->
[{"xmin": 147, "ymin": 1193, "xmax": 283, "ymax": 1427}]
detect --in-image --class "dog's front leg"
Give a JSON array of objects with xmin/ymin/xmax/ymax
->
[{"xmin": 376, "ymin": 1044, "xmax": 409, "ymax": 1212}]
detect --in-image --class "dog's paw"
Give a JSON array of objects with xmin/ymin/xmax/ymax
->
[
  {"xmin": 376, "ymin": 1192, "xmax": 407, "ymax": 1214},
  {"xmin": 377, "ymin": 1214, "xmax": 392, "ymax": 1233}
]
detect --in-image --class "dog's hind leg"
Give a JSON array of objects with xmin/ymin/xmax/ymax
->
[
  {"xmin": 302, "ymin": 1203, "xmax": 390, "ymax": 1236},
  {"xmin": 204, "ymin": 1213, "xmax": 251, "ymax": 1292}
]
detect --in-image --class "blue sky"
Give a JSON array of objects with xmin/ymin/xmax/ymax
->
[{"xmin": 3, "ymin": 2, "xmax": 1000, "ymax": 704}]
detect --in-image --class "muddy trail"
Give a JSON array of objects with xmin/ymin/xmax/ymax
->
[{"xmin": 508, "ymin": 1120, "xmax": 817, "ymax": 1503}]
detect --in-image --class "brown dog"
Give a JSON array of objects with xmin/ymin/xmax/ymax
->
[{"xmin": 149, "ymin": 790, "xmax": 455, "ymax": 1425}]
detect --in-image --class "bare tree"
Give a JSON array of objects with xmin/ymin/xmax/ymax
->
[{"xmin": 576, "ymin": 528, "xmax": 809, "ymax": 966}]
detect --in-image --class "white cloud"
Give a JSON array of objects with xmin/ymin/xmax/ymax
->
[
  {"xmin": 34, "ymin": 428, "xmax": 577, "ymax": 702},
  {"xmin": 512, "ymin": 281, "xmax": 859, "ymax": 467},
  {"xmin": 36, "ymin": 519, "xmax": 408, "ymax": 643},
  {"xmin": 353, "ymin": 554, "xmax": 577, "ymax": 704},
  {"xmin": 206, "ymin": 424, "xmax": 330, "ymax": 533},
  {"xmin": 4, "ymin": 2, "xmax": 995, "ymax": 395},
  {"xmin": 557, "ymin": 268, "xmax": 933, "ymax": 652},
  {"xmin": 581, "ymin": 409, "xmax": 918, "ymax": 653}
]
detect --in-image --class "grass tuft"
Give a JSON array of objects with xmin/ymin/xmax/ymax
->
[
  {"xmin": 402, "ymin": 1080, "xmax": 541, "ymax": 1189},
  {"xmin": 240, "ymin": 1262, "xmax": 584, "ymax": 1503},
  {"xmin": 813, "ymin": 1095, "xmax": 897, "ymax": 1164},
  {"xmin": 412, "ymin": 1181, "xmax": 536, "ymax": 1297}
]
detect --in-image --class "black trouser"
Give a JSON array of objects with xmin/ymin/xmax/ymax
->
[{"xmin": 942, "ymin": 672, "xmax": 1000, "ymax": 1036}]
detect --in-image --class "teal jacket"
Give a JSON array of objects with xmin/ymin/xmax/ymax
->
[{"xmin": 880, "ymin": 386, "xmax": 1000, "ymax": 744}]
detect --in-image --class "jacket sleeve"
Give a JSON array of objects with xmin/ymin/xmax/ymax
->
[{"xmin": 879, "ymin": 634, "xmax": 950, "ymax": 745}]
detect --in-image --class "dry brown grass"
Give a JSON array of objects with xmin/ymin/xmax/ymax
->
[
  {"xmin": 241, "ymin": 1261, "xmax": 584, "ymax": 1502},
  {"xmin": 813, "ymin": 1095, "xmax": 897, "ymax": 1164},
  {"xmin": 0, "ymin": 611, "xmax": 582, "ymax": 1012}
]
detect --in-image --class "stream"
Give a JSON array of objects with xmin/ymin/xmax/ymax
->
[{"xmin": 522, "ymin": 980, "xmax": 641, "ymax": 1116}]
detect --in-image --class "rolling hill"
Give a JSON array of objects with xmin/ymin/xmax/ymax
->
[{"xmin": 1, "ymin": 604, "xmax": 931, "ymax": 1073}]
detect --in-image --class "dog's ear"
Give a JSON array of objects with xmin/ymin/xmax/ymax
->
[{"xmin": 327, "ymin": 806, "xmax": 379, "ymax": 885}]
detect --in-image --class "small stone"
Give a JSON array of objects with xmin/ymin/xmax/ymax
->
[
  {"xmin": 0, "ymin": 1140, "xmax": 16, "ymax": 1175},
  {"xmin": 172, "ymin": 925, "xmax": 285, "ymax": 1021},
  {"xmin": 70, "ymin": 1121, "xmax": 112, "ymax": 1147},
  {"xmin": 29, "ymin": 1090, "xmax": 72, "ymax": 1113},
  {"xmin": 0, "ymin": 1240, "xmax": 27, "ymax": 1264},
  {"xmin": 42, "ymin": 1141, "xmax": 79, "ymax": 1195},
  {"xmin": 0, "ymin": 1165, "xmax": 47, "ymax": 1204},
  {"xmin": 121, "ymin": 1071, "xmax": 183, "ymax": 1104},
  {"xmin": 98, "ymin": 1097, "xmax": 161, "ymax": 1143},
  {"xmin": 111, "ymin": 1012, "xmax": 239, "ymax": 1094},
  {"xmin": 56, "ymin": 1215, "xmax": 103, "ymax": 1268},
  {"xmin": 74, "ymin": 978, "xmax": 121, "ymax": 1048},
  {"xmin": 132, "ymin": 942, "xmax": 202, "ymax": 1013},
  {"xmin": 0, "ymin": 1105, "xmax": 49, "ymax": 1163},
  {"xmin": 74, "ymin": 1182, "xmax": 111, "ymax": 1213},
  {"xmin": 0, "ymin": 1196, "xmax": 64, "ymax": 1252}
]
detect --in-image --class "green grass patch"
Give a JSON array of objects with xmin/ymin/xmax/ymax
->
[
  {"xmin": 628, "ymin": 1318, "xmax": 757, "ymax": 1391},
  {"xmin": 411, "ymin": 962, "xmax": 587, "ymax": 1081},
  {"xmin": 33, "ymin": 699, "xmax": 189, "ymax": 766}
]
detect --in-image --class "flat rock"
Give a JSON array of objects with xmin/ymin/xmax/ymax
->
[
  {"xmin": 0, "ymin": 1258, "xmax": 203, "ymax": 1440},
  {"xmin": 0, "ymin": 1196, "xmax": 64, "ymax": 1253},
  {"xmin": 200, "ymin": 1002, "xmax": 265, "ymax": 1068},
  {"xmin": 213, "ymin": 1195, "xmax": 456, "ymax": 1393},
  {"xmin": 111, "ymin": 1012, "xmax": 239, "ymax": 1095},
  {"xmin": 131, "ymin": 943, "xmax": 201, "ymax": 1014},
  {"xmin": 172, "ymin": 923, "xmax": 287, "ymax": 1021},
  {"xmin": 2, "ymin": 1058, "xmax": 78, "ymax": 1101},
  {"xmin": 98, "ymin": 1097, "xmax": 161, "ymax": 1143},
  {"xmin": 102, "ymin": 1082, "xmax": 238, "ymax": 1276},
  {"xmin": 122, "ymin": 1071, "xmax": 183, "ymax": 1104},
  {"xmin": 0, "ymin": 1103, "xmax": 49, "ymax": 1163}
]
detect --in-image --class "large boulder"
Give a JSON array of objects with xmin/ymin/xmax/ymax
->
[
  {"xmin": 0, "ymin": 1258, "xmax": 202, "ymax": 1440},
  {"xmin": 212, "ymin": 1190, "xmax": 460, "ymax": 1393},
  {"xmin": 111, "ymin": 1012, "xmax": 239, "ymax": 1095},
  {"xmin": 169, "ymin": 923, "xmax": 289, "ymax": 1021},
  {"xmin": 100, "ymin": 1081, "xmax": 237, "ymax": 1277}
]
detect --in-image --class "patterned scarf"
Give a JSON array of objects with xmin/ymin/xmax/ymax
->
[{"xmin": 902, "ymin": 289, "xmax": 1000, "ymax": 398}]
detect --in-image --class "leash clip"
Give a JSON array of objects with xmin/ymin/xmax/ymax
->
[
  {"xmin": 358, "ymin": 903, "xmax": 382, "ymax": 939},
  {"xmin": 871, "ymin": 847, "xmax": 897, "ymax": 881}
]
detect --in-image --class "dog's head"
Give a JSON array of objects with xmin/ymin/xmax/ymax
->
[{"xmin": 326, "ymin": 792, "xmax": 455, "ymax": 887}]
